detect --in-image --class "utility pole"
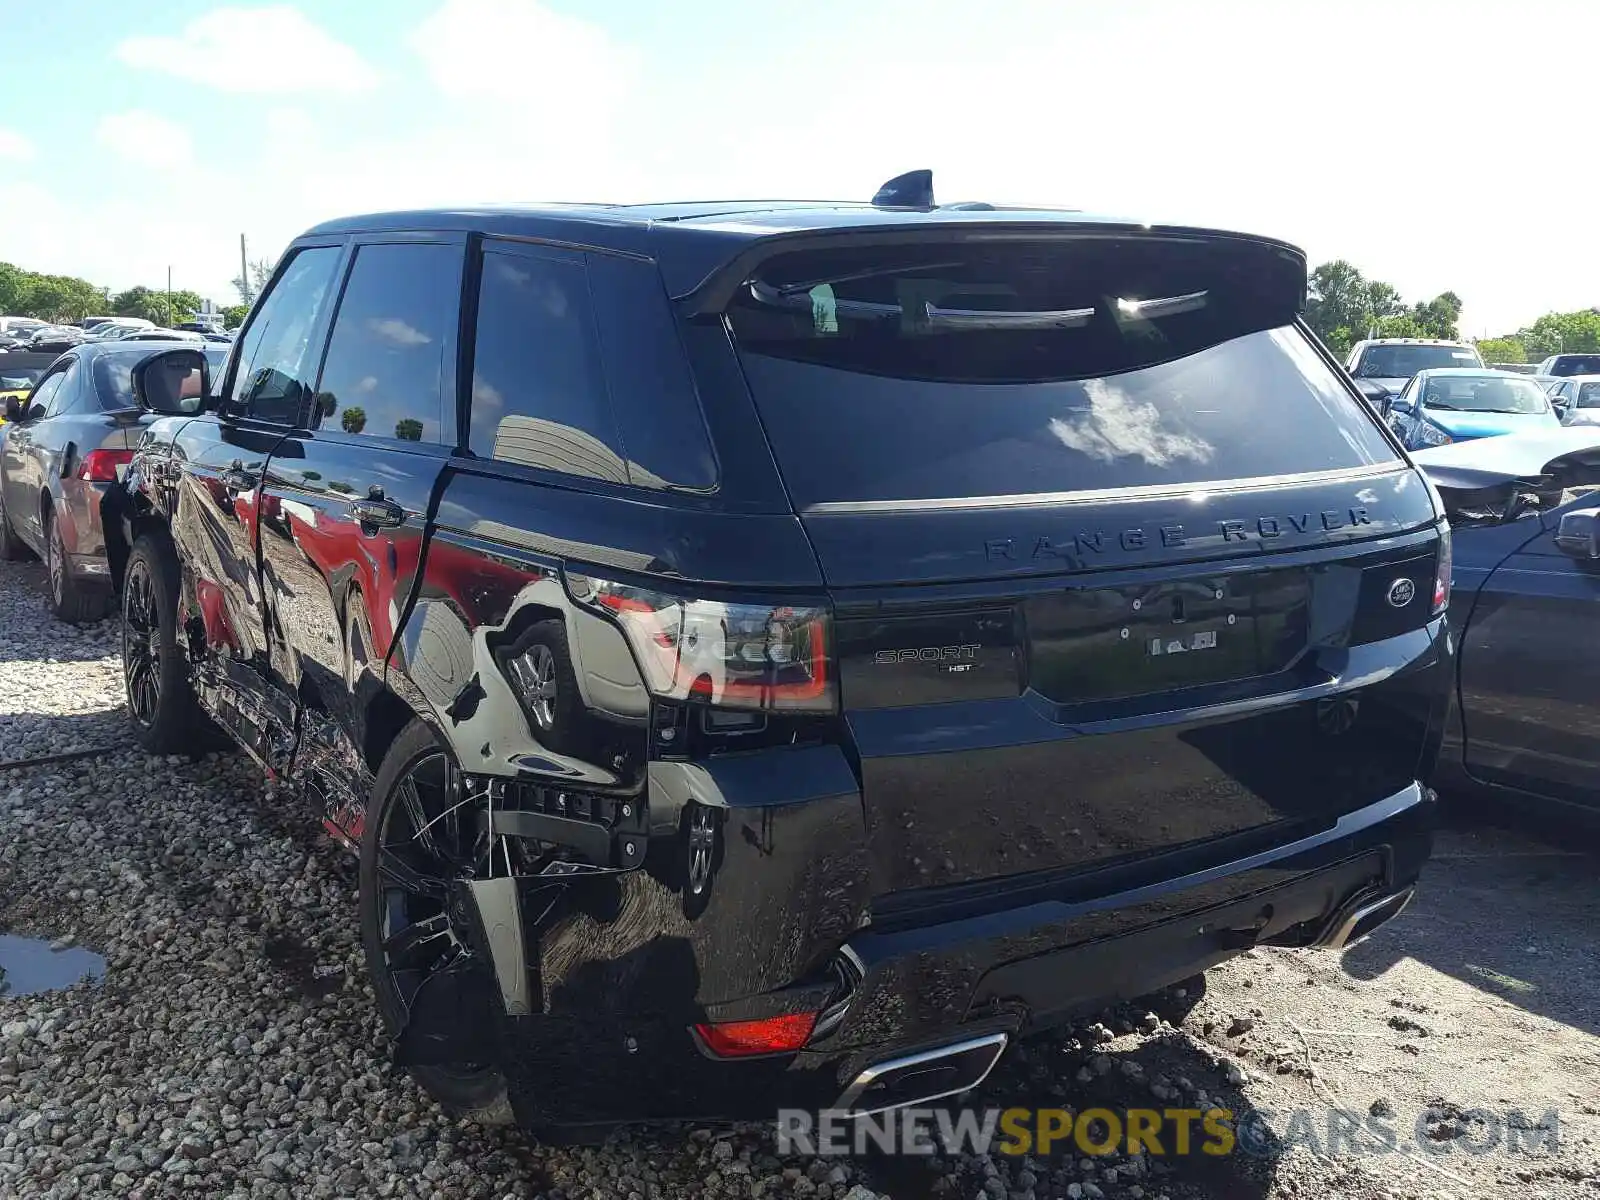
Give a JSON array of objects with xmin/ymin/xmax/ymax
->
[
  {"xmin": 240, "ymin": 234, "xmax": 251, "ymax": 305},
  {"xmin": 166, "ymin": 265, "xmax": 173, "ymax": 324}
]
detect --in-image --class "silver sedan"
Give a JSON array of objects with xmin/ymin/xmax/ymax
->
[{"xmin": 1545, "ymin": 374, "xmax": 1600, "ymax": 426}]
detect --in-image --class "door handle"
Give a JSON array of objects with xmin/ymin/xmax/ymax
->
[
  {"xmin": 222, "ymin": 461, "xmax": 257, "ymax": 492},
  {"xmin": 352, "ymin": 488, "xmax": 405, "ymax": 529}
]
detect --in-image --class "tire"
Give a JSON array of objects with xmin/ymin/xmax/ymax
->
[
  {"xmin": 359, "ymin": 718, "xmax": 513, "ymax": 1126},
  {"xmin": 0, "ymin": 484, "xmax": 30, "ymax": 561},
  {"xmin": 501, "ymin": 619, "xmax": 592, "ymax": 757},
  {"xmin": 45, "ymin": 507, "xmax": 110, "ymax": 623},
  {"xmin": 122, "ymin": 530, "xmax": 208, "ymax": 753}
]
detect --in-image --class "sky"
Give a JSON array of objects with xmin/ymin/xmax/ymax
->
[{"xmin": 0, "ymin": 0, "xmax": 1592, "ymax": 336}]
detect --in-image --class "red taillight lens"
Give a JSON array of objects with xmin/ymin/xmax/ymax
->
[
  {"xmin": 694, "ymin": 1012, "xmax": 818, "ymax": 1058},
  {"xmin": 567, "ymin": 572, "xmax": 836, "ymax": 713},
  {"xmin": 1432, "ymin": 523, "xmax": 1452, "ymax": 616},
  {"xmin": 78, "ymin": 448, "xmax": 133, "ymax": 483}
]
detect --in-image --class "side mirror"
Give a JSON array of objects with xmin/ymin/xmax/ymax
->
[
  {"xmin": 1554, "ymin": 507, "xmax": 1600, "ymax": 561},
  {"xmin": 131, "ymin": 348, "xmax": 210, "ymax": 416},
  {"xmin": 3, "ymin": 396, "xmax": 22, "ymax": 423},
  {"xmin": 1389, "ymin": 395, "xmax": 1414, "ymax": 414}
]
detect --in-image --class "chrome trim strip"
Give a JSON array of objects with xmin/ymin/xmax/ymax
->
[
  {"xmin": 1318, "ymin": 886, "xmax": 1415, "ymax": 951},
  {"xmin": 802, "ymin": 462, "xmax": 1406, "ymax": 516},
  {"xmin": 835, "ymin": 1032, "xmax": 1009, "ymax": 1117}
]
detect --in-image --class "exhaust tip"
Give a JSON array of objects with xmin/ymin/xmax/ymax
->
[
  {"xmin": 835, "ymin": 1032, "xmax": 1008, "ymax": 1117},
  {"xmin": 1318, "ymin": 886, "xmax": 1415, "ymax": 951}
]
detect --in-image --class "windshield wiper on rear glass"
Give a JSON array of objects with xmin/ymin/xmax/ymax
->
[{"xmin": 747, "ymin": 279, "xmax": 1096, "ymax": 330}]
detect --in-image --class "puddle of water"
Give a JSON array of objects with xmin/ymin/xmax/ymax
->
[{"xmin": 0, "ymin": 934, "xmax": 106, "ymax": 997}]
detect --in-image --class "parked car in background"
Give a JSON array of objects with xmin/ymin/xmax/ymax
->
[
  {"xmin": 1345, "ymin": 337, "xmax": 1484, "ymax": 399},
  {"xmin": 108, "ymin": 193, "xmax": 1447, "ymax": 1133},
  {"xmin": 0, "ymin": 316, "xmax": 48, "ymax": 344},
  {"xmin": 1533, "ymin": 353, "xmax": 1600, "ymax": 377},
  {"xmin": 0, "ymin": 353, "xmax": 59, "ymax": 423},
  {"xmin": 1387, "ymin": 368, "xmax": 1559, "ymax": 450},
  {"xmin": 87, "ymin": 319, "xmax": 159, "ymax": 342},
  {"xmin": 28, "ymin": 325, "xmax": 87, "ymax": 353},
  {"xmin": 1416, "ymin": 428, "xmax": 1600, "ymax": 829},
  {"xmin": 1545, "ymin": 375, "xmax": 1600, "ymax": 425},
  {"xmin": 0, "ymin": 340, "xmax": 223, "ymax": 620},
  {"xmin": 120, "ymin": 328, "xmax": 205, "ymax": 343}
]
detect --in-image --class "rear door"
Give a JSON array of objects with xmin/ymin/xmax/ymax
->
[
  {"xmin": 722, "ymin": 232, "xmax": 1446, "ymax": 899},
  {"xmin": 171, "ymin": 243, "xmax": 345, "ymax": 682},
  {"xmin": 256, "ymin": 234, "xmax": 462, "ymax": 809}
]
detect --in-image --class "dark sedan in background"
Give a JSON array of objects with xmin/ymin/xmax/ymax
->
[
  {"xmin": 1416, "ymin": 428, "xmax": 1600, "ymax": 829},
  {"xmin": 0, "ymin": 340, "xmax": 224, "ymax": 620}
]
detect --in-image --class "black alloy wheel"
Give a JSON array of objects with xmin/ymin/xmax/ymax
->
[
  {"xmin": 360, "ymin": 719, "xmax": 512, "ymax": 1125},
  {"xmin": 120, "ymin": 532, "xmax": 207, "ymax": 753},
  {"xmin": 45, "ymin": 509, "xmax": 109, "ymax": 623},
  {"xmin": 123, "ymin": 554, "xmax": 162, "ymax": 727}
]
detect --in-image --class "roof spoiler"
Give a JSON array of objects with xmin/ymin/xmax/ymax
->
[{"xmin": 871, "ymin": 169, "xmax": 934, "ymax": 209}]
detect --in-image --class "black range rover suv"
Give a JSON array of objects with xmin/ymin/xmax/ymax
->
[{"xmin": 108, "ymin": 183, "xmax": 1449, "ymax": 1130}]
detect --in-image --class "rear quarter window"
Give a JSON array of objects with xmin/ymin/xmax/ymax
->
[
  {"xmin": 728, "ymin": 239, "xmax": 1398, "ymax": 507},
  {"xmin": 467, "ymin": 243, "xmax": 716, "ymax": 490}
]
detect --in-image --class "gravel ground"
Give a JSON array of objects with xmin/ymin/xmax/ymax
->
[{"xmin": 1, "ymin": 556, "xmax": 1597, "ymax": 1199}]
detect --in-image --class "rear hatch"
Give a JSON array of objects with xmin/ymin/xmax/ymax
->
[{"xmin": 724, "ymin": 229, "xmax": 1445, "ymax": 904}]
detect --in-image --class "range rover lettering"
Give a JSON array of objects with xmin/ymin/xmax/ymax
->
[{"xmin": 107, "ymin": 173, "xmax": 1449, "ymax": 1131}]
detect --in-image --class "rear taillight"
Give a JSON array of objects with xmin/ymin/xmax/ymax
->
[
  {"xmin": 1432, "ymin": 523, "xmax": 1452, "ymax": 616},
  {"xmin": 694, "ymin": 1011, "xmax": 818, "ymax": 1057},
  {"xmin": 78, "ymin": 448, "xmax": 134, "ymax": 482},
  {"xmin": 566, "ymin": 572, "xmax": 836, "ymax": 712}
]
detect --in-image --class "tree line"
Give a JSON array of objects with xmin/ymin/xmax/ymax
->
[
  {"xmin": 0, "ymin": 261, "xmax": 249, "ymax": 329},
  {"xmin": 1307, "ymin": 259, "xmax": 1599, "ymax": 364}
]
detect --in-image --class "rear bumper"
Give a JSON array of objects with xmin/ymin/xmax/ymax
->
[
  {"xmin": 59, "ymin": 479, "xmax": 112, "ymax": 582},
  {"xmin": 488, "ymin": 780, "xmax": 1434, "ymax": 1127}
]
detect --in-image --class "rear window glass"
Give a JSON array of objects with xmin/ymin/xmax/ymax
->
[
  {"xmin": 728, "ymin": 241, "xmax": 1398, "ymax": 507},
  {"xmin": 94, "ymin": 347, "xmax": 226, "ymax": 411}
]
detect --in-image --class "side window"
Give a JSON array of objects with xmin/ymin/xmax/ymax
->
[
  {"xmin": 314, "ymin": 242, "xmax": 458, "ymax": 444},
  {"xmin": 468, "ymin": 246, "xmax": 625, "ymax": 482},
  {"xmin": 28, "ymin": 370, "xmax": 66, "ymax": 417},
  {"xmin": 229, "ymin": 246, "xmax": 342, "ymax": 425},
  {"xmin": 587, "ymin": 255, "xmax": 718, "ymax": 491},
  {"xmin": 49, "ymin": 362, "xmax": 89, "ymax": 416}
]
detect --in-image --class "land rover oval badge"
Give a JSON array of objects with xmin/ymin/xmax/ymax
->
[{"xmin": 1387, "ymin": 577, "xmax": 1416, "ymax": 608}]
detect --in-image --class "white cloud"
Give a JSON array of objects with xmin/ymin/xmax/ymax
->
[
  {"xmin": 0, "ymin": 129, "xmax": 34, "ymax": 161},
  {"xmin": 117, "ymin": 6, "xmax": 378, "ymax": 94},
  {"xmin": 408, "ymin": 0, "xmax": 637, "ymax": 112},
  {"xmin": 95, "ymin": 111, "xmax": 195, "ymax": 169},
  {"xmin": 9, "ymin": 0, "xmax": 1595, "ymax": 336},
  {"xmin": 367, "ymin": 317, "xmax": 431, "ymax": 347}
]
